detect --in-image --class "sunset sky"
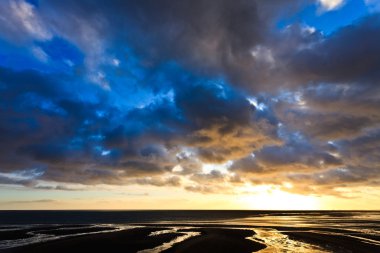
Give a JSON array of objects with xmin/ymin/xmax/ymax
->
[{"xmin": 1, "ymin": 0, "xmax": 380, "ymax": 210}]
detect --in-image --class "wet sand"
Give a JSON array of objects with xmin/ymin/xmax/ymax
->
[
  {"xmin": 2, "ymin": 224, "xmax": 380, "ymax": 252},
  {"xmin": 1, "ymin": 227, "xmax": 267, "ymax": 253},
  {"xmin": 162, "ymin": 228, "xmax": 266, "ymax": 253},
  {"xmin": 0, "ymin": 225, "xmax": 97, "ymax": 240},
  {"xmin": 3, "ymin": 227, "xmax": 178, "ymax": 253},
  {"xmin": 284, "ymin": 231, "xmax": 380, "ymax": 253},
  {"xmin": 2, "ymin": 211, "xmax": 380, "ymax": 252}
]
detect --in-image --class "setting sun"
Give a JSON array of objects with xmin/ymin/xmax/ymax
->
[{"xmin": 238, "ymin": 187, "xmax": 320, "ymax": 210}]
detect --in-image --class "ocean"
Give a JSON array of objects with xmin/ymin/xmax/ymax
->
[{"xmin": 0, "ymin": 210, "xmax": 379, "ymax": 252}]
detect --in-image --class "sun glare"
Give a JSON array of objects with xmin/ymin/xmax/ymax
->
[{"xmin": 238, "ymin": 185, "xmax": 320, "ymax": 210}]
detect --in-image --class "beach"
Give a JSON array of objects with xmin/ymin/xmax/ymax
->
[
  {"xmin": 162, "ymin": 228, "xmax": 266, "ymax": 253},
  {"xmin": 1, "ymin": 211, "xmax": 379, "ymax": 253},
  {"xmin": 2, "ymin": 226, "xmax": 266, "ymax": 253},
  {"xmin": 3, "ymin": 227, "xmax": 178, "ymax": 253}
]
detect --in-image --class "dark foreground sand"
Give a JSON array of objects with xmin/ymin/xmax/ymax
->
[
  {"xmin": 3, "ymin": 227, "xmax": 178, "ymax": 253},
  {"xmin": 0, "ymin": 225, "xmax": 98, "ymax": 241},
  {"xmin": 2, "ymin": 227, "xmax": 267, "ymax": 253},
  {"xmin": 283, "ymin": 231, "xmax": 380, "ymax": 253},
  {"xmin": 3, "ymin": 225, "xmax": 380, "ymax": 253},
  {"xmin": 163, "ymin": 228, "xmax": 266, "ymax": 253}
]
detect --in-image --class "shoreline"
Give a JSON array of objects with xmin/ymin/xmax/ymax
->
[{"xmin": 1, "ymin": 220, "xmax": 379, "ymax": 253}]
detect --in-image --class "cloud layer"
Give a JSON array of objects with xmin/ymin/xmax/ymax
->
[{"xmin": 0, "ymin": 0, "xmax": 379, "ymax": 198}]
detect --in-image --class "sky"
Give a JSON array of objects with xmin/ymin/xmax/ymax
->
[{"xmin": 0, "ymin": 0, "xmax": 380, "ymax": 210}]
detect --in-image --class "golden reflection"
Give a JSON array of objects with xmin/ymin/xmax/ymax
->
[{"xmin": 251, "ymin": 228, "xmax": 329, "ymax": 253}]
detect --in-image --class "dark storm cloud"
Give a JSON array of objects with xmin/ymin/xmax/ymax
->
[
  {"xmin": 275, "ymin": 107, "xmax": 377, "ymax": 141},
  {"xmin": 338, "ymin": 130, "xmax": 380, "ymax": 170},
  {"xmin": 220, "ymin": 13, "xmax": 380, "ymax": 91},
  {"xmin": 172, "ymin": 80, "xmax": 280, "ymax": 163},
  {"xmin": 287, "ymin": 85, "xmax": 380, "ymax": 142},
  {"xmin": 0, "ymin": 66, "xmax": 173, "ymax": 185},
  {"xmin": 0, "ymin": 63, "xmax": 278, "ymax": 187},
  {"xmin": 101, "ymin": 72, "xmax": 280, "ymax": 164},
  {"xmin": 27, "ymin": 0, "xmax": 306, "ymax": 90},
  {"xmin": 288, "ymin": 14, "xmax": 380, "ymax": 85},
  {"xmin": 301, "ymin": 84, "xmax": 380, "ymax": 117},
  {"xmin": 230, "ymin": 140, "xmax": 342, "ymax": 176},
  {"xmin": 0, "ymin": 0, "xmax": 380, "ymax": 195}
]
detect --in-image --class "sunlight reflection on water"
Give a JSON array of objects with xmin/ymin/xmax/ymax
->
[
  {"xmin": 250, "ymin": 228, "xmax": 329, "ymax": 253},
  {"xmin": 227, "ymin": 211, "xmax": 380, "ymax": 232},
  {"xmin": 138, "ymin": 231, "xmax": 201, "ymax": 253}
]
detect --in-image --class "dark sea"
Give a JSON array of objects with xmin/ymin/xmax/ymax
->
[{"xmin": 0, "ymin": 210, "xmax": 379, "ymax": 252}]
